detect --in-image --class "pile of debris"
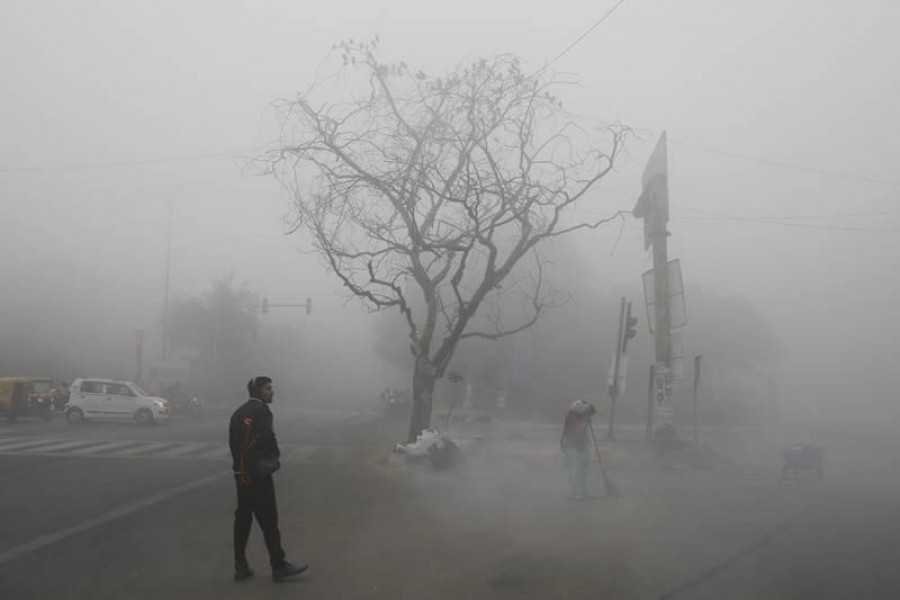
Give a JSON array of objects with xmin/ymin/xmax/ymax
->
[{"xmin": 394, "ymin": 429, "xmax": 464, "ymax": 470}]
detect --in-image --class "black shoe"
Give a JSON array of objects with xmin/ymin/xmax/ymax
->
[
  {"xmin": 272, "ymin": 561, "xmax": 308, "ymax": 581},
  {"xmin": 234, "ymin": 566, "xmax": 255, "ymax": 582}
]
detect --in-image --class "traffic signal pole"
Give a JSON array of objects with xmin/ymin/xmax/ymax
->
[
  {"xmin": 606, "ymin": 297, "xmax": 627, "ymax": 441},
  {"xmin": 607, "ymin": 299, "xmax": 639, "ymax": 441}
]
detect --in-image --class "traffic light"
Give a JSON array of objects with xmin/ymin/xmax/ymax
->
[
  {"xmin": 261, "ymin": 297, "xmax": 269, "ymax": 315},
  {"xmin": 622, "ymin": 301, "xmax": 638, "ymax": 353},
  {"xmin": 305, "ymin": 297, "xmax": 312, "ymax": 315}
]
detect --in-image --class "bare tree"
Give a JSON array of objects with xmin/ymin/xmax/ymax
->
[{"xmin": 268, "ymin": 40, "xmax": 629, "ymax": 442}]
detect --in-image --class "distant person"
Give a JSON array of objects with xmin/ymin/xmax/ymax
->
[
  {"xmin": 53, "ymin": 382, "xmax": 70, "ymax": 412},
  {"xmin": 560, "ymin": 400, "xmax": 597, "ymax": 500},
  {"xmin": 229, "ymin": 376, "xmax": 307, "ymax": 582}
]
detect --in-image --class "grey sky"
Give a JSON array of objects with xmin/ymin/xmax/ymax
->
[{"xmin": 2, "ymin": 1, "xmax": 897, "ymax": 412}]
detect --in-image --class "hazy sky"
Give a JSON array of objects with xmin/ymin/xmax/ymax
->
[{"xmin": 2, "ymin": 1, "xmax": 897, "ymax": 410}]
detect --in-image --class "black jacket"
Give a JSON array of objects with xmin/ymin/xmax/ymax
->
[{"xmin": 229, "ymin": 399, "xmax": 281, "ymax": 479}]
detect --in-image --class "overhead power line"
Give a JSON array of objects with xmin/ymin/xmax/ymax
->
[
  {"xmin": 669, "ymin": 139, "xmax": 900, "ymax": 187},
  {"xmin": 532, "ymin": 0, "xmax": 626, "ymax": 77},
  {"xmin": 0, "ymin": 149, "xmax": 251, "ymax": 173},
  {"xmin": 672, "ymin": 205, "xmax": 900, "ymax": 233},
  {"xmin": 598, "ymin": 186, "xmax": 900, "ymax": 223},
  {"xmin": 758, "ymin": 209, "xmax": 900, "ymax": 220},
  {"xmin": 589, "ymin": 188, "xmax": 900, "ymax": 233}
]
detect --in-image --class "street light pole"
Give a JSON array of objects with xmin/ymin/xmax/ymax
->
[{"xmin": 161, "ymin": 203, "xmax": 172, "ymax": 361}]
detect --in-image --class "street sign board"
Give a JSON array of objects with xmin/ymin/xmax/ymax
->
[
  {"xmin": 654, "ymin": 364, "xmax": 676, "ymax": 427},
  {"xmin": 632, "ymin": 131, "xmax": 669, "ymax": 250},
  {"xmin": 654, "ymin": 370, "xmax": 667, "ymax": 406}
]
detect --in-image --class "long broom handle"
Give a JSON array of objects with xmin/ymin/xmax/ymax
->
[
  {"xmin": 589, "ymin": 423, "xmax": 609, "ymax": 478},
  {"xmin": 589, "ymin": 421, "xmax": 622, "ymax": 496}
]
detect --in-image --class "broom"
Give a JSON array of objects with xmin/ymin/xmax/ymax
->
[{"xmin": 589, "ymin": 422, "xmax": 622, "ymax": 497}]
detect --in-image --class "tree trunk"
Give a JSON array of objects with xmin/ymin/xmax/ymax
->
[{"xmin": 407, "ymin": 357, "xmax": 437, "ymax": 443}]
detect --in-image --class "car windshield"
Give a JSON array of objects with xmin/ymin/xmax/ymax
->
[{"xmin": 129, "ymin": 383, "xmax": 149, "ymax": 396}]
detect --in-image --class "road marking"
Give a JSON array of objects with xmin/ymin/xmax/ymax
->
[
  {"xmin": 67, "ymin": 440, "xmax": 144, "ymax": 455},
  {"xmin": 0, "ymin": 473, "xmax": 224, "ymax": 566},
  {"xmin": 193, "ymin": 446, "xmax": 229, "ymax": 460},
  {"xmin": 152, "ymin": 442, "xmax": 211, "ymax": 458},
  {"xmin": 0, "ymin": 437, "xmax": 348, "ymax": 464},
  {"xmin": 0, "ymin": 438, "xmax": 65, "ymax": 452},
  {"xmin": 19, "ymin": 439, "xmax": 98, "ymax": 453},
  {"xmin": 115, "ymin": 442, "xmax": 179, "ymax": 456}
]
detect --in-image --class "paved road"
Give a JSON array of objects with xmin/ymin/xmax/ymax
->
[
  {"xmin": 0, "ymin": 405, "xmax": 383, "ymax": 599},
  {"xmin": 2, "ymin": 410, "xmax": 900, "ymax": 599}
]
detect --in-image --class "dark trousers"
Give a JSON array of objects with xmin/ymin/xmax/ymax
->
[{"xmin": 234, "ymin": 476, "xmax": 286, "ymax": 568}]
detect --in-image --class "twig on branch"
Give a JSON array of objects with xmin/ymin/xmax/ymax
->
[{"xmin": 266, "ymin": 41, "xmax": 630, "ymax": 384}]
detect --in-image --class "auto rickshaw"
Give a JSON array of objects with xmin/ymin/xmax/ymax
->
[{"xmin": 0, "ymin": 377, "xmax": 55, "ymax": 422}]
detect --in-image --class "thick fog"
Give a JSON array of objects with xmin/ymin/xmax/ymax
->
[
  {"xmin": 2, "ymin": 1, "xmax": 898, "ymax": 429},
  {"xmin": 4, "ymin": 3, "xmax": 900, "ymax": 599}
]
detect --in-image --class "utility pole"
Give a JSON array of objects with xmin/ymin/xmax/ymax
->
[
  {"xmin": 652, "ymin": 215, "xmax": 672, "ymax": 406},
  {"xmin": 693, "ymin": 355, "xmax": 702, "ymax": 443},
  {"xmin": 606, "ymin": 297, "xmax": 626, "ymax": 441},
  {"xmin": 633, "ymin": 131, "xmax": 673, "ymax": 438},
  {"xmin": 135, "ymin": 330, "xmax": 145, "ymax": 384},
  {"xmin": 645, "ymin": 364, "xmax": 655, "ymax": 442},
  {"xmin": 161, "ymin": 203, "xmax": 172, "ymax": 361}
]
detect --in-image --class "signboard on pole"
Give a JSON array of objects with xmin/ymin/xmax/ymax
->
[
  {"xmin": 654, "ymin": 364, "xmax": 676, "ymax": 426},
  {"xmin": 642, "ymin": 259, "xmax": 686, "ymax": 334},
  {"xmin": 632, "ymin": 132, "xmax": 669, "ymax": 250},
  {"xmin": 654, "ymin": 369, "xmax": 667, "ymax": 406}
]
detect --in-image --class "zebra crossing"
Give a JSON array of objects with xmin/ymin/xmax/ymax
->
[{"xmin": 0, "ymin": 435, "xmax": 352, "ymax": 464}]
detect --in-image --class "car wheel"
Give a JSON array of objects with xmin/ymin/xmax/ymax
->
[
  {"xmin": 66, "ymin": 407, "xmax": 85, "ymax": 423},
  {"xmin": 135, "ymin": 408, "xmax": 154, "ymax": 425}
]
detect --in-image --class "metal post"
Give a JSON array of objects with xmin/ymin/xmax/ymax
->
[
  {"xmin": 646, "ymin": 364, "xmax": 655, "ymax": 442},
  {"xmin": 693, "ymin": 355, "xmax": 702, "ymax": 443},
  {"xmin": 135, "ymin": 330, "xmax": 144, "ymax": 384},
  {"xmin": 652, "ymin": 225, "xmax": 671, "ymax": 432},
  {"xmin": 606, "ymin": 297, "xmax": 626, "ymax": 440},
  {"xmin": 161, "ymin": 204, "xmax": 172, "ymax": 361}
]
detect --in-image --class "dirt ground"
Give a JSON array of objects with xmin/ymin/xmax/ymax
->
[{"xmin": 264, "ymin": 420, "xmax": 821, "ymax": 600}]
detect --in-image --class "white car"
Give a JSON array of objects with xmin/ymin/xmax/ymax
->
[{"xmin": 66, "ymin": 378, "xmax": 170, "ymax": 424}]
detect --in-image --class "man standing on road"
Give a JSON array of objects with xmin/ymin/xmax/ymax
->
[
  {"xmin": 229, "ymin": 376, "xmax": 308, "ymax": 582},
  {"xmin": 560, "ymin": 400, "xmax": 597, "ymax": 500}
]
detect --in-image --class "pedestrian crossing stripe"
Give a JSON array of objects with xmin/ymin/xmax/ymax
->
[
  {"xmin": 0, "ymin": 438, "xmax": 67, "ymax": 452},
  {"xmin": 152, "ymin": 442, "xmax": 209, "ymax": 458},
  {"xmin": 0, "ymin": 437, "xmax": 352, "ymax": 464},
  {"xmin": 68, "ymin": 440, "xmax": 142, "ymax": 455}
]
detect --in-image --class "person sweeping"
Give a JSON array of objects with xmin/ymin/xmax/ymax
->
[
  {"xmin": 560, "ymin": 400, "xmax": 622, "ymax": 500},
  {"xmin": 560, "ymin": 400, "xmax": 597, "ymax": 500}
]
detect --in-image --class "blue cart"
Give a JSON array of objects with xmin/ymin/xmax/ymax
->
[{"xmin": 782, "ymin": 444, "xmax": 824, "ymax": 481}]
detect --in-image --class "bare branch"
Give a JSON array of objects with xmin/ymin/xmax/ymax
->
[{"xmin": 267, "ymin": 44, "xmax": 629, "ymax": 412}]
